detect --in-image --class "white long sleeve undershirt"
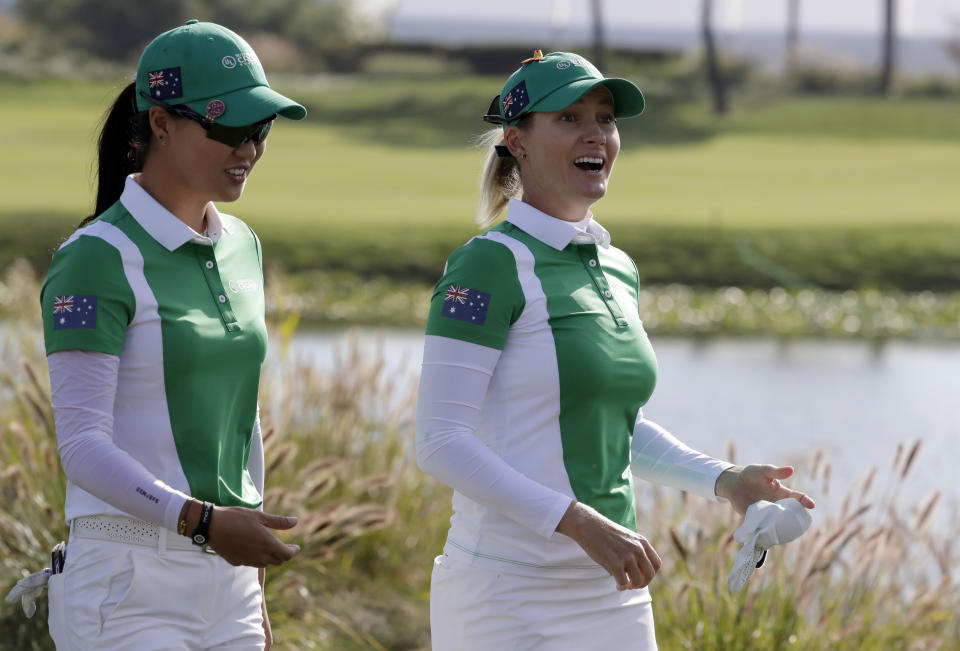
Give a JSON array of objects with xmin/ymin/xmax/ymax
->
[
  {"xmin": 630, "ymin": 415, "xmax": 732, "ymax": 499},
  {"xmin": 415, "ymin": 335, "xmax": 731, "ymax": 539},
  {"xmin": 416, "ymin": 337, "xmax": 573, "ymax": 539},
  {"xmin": 48, "ymin": 350, "xmax": 265, "ymax": 531}
]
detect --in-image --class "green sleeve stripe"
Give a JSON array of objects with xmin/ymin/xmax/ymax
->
[
  {"xmin": 42, "ymin": 226, "xmax": 137, "ymax": 356},
  {"xmin": 425, "ymin": 235, "xmax": 525, "ymax": 351}
]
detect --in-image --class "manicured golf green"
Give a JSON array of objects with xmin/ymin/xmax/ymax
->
[{"xmin": 2, "ymin": 77, "xmax": 959, "ymax": 289}]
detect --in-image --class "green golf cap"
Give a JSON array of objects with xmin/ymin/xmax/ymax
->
[
  {"xmin": 135, "ymin": 20, "xmax": 306, "ymax": 126},
  {"xmin": 486, "ymin": 50, "xmax": 644, "ymax": 127}
]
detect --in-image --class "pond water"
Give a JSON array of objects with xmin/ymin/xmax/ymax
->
[{"xmin": 285, "ymin": 329, "xmax": 959, "ymax": 521}]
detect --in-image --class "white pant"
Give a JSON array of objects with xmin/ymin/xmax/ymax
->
[
  {"xmin": 48, "ymin": 534, "xmax": 264, "ymax": 650},
  {"xmin": 430, "ymin": 554, "xmax": 658, "ymax": 651}
]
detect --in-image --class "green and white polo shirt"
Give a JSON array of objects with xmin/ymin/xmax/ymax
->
[
  {"xmin": 421, "ymin": 199, "xmax": 659, "ymax": 577},
  {"xmin": 42, "ymin": 176, "xmax": 267, "ymax": 526}
]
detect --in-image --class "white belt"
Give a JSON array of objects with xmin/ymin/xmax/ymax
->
[{"xmin": 71, "ymin": 515, "xmax": 216, "ymax": 554}]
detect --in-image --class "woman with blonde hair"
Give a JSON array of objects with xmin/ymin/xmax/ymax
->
[{"xmin": 416, "ymin": 50, "xmax": 815, "ymax": 649}]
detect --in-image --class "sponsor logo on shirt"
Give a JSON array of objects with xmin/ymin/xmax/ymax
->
[
  {"xmin": 228, "ymin": 279, "xmax": 258, "ymax": 294},
  {"xmin": 136, "ymin": 486, "xmax": 160, "ymax": 504},
  {"xmin": 442, "ymin": 285, "xmax": 490, "ymax": 325}
]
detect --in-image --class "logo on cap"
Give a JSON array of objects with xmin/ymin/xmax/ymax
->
[
  {"xmin": 556, "ymin": 61, "xmax": 571, "ymax": 69},
  {"xmin": 206, "ymin": 100, "xmax": 226, "ymax": 118},
  {"xmin": 502, "ymin": 80, "xmax": 529, "ymax": 120},
  {"xmin": 147, "ymin": 67, "xmax": 182, "ymax": 100},
  {"xmin": 222, "ymin": 55, "xmax": 237, "ymax": 69}
]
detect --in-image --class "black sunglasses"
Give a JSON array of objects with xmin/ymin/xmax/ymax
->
[
  {"xmin": 482, "ymin": 94, "xmax": 506, "ymax": 124},
  {"xmin": 138, "ymin": 92, "xmax": 276, "ymax": 148}
]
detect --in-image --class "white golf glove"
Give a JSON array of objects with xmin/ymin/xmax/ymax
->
[
  {"xmin": 728, "ymin": 498, "xmax": 812, "ymax": 593},
  {"xmin": 4, "ymin": 568, "xmax": 52, "ymax": 618}
]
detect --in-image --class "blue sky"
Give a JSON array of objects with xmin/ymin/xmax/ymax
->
[{"xmin": 381, "ymin": 0, "xmax": 960, "ymax": 38}]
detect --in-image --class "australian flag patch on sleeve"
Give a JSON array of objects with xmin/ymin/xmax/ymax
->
[
  {"xmin": 441, "ymin": 285, "xmax": 490, "ymax": 325},
  {"xmin": 52, "ymin": 295, "xmax": 97, "ymax": 330}
]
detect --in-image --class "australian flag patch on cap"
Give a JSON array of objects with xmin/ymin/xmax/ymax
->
[
  {"xmin": 502, "ymin": 81, "xmax": 529, "ymax": 120},
  {"xmin": 52, "ymin": 295, "xmax": 97, "ymax": 330},
  {"xmin": 147, "ymin": 67, "xmax": 183, "ymax": 100},
  {"xmin": 442, "ymin": 285, "xmax": 490, "ymax": 325}
]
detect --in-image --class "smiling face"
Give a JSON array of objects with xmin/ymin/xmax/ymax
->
[
  {"xmin": 139, "ymin": 106, "xmax": 267, "ymax": 230},
  {"xmin": 504, "ymin": 85, "xmax": 620, "ymax": 222},
  {"xmin": 165, "ymin": 117, "xmax": 266, "ymax": 204}
]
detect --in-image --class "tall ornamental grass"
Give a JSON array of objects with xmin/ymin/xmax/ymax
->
[
  {"xmin": 0, "ymin": 260, "xmax": 66, "ymax": 650},
  {"xmin": 644, "ymin": 441, "xmax": 959, "ymax": 650},
  {"xmin": 1, "ymin": 259, "xmax": 957, "ymax": 650}
]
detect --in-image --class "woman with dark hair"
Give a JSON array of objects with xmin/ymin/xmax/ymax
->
[
  {"xmin": 416, "ymin": 50, "xmax": 815, "ymax": 649},
  {"xmin": 39, "ymin": 20, "xmax": 305, "ymax": 650}
]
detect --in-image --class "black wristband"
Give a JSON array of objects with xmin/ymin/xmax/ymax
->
[{"xmin": 190, "ymin": 501, "xmax": 214, "ymax": 547}]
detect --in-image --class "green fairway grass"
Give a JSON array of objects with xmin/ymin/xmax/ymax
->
[{"xmin": 2, "ymin": 77, "xmax": 959, "ymax": 289}]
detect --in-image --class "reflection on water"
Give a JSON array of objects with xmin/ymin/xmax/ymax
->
[{"xmin": 280, "ymin": 330, "xmax": 959, "ymax": 520}]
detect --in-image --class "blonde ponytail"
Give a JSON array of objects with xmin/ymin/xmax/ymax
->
[{"xmin": 476, "ymin": 128, "xmax": 522, "ymax": 228}]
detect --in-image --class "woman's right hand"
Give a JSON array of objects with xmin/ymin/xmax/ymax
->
[
  {"xmin": 181, "ymin": 500, "xmax": 300, "ymax": 567},
  {"xmin": 209, "ymin": 506, "xmax": 301, "ymax": 567},
  {"xmin": 555, "ymin": 501, "xmax": 661, "ymax": 591}
]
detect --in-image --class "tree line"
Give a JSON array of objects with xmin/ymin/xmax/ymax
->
[
  {"xmin": 16, "ymin": 0, "xmax": 359, "ymax": 66},
  {"xmin": 15, "ymin": 0, "xmax": 924, "ymax": 107},
  {"xmin": 589, "ymin": 0, "xmax": 904, "ymax": 115}
]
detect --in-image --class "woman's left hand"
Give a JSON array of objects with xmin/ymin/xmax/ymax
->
[{"xmin": 714, "ymin": 465, "xmax": 815, "ymax": 516}]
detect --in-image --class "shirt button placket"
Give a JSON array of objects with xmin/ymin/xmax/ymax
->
[
  {"xmin": 196, "ymin": 246, "xmax": 240, "ymax": 332},
  {"xmin": 579, "ymin": 244, "xmax": 628, "ymax": 328}
]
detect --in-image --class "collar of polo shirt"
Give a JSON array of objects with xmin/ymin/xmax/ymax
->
[
  {"xmin": 505, "ymin": 199, "xmax": 611, "ymax": 250},
  {"xmin": 119, "ymin": 175, "xmax": 231, "ymax": 250}
]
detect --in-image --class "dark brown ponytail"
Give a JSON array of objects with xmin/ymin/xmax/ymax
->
[{"xmin": 80, "ymin": 82, "xmax": 152, "ymax": 227}]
